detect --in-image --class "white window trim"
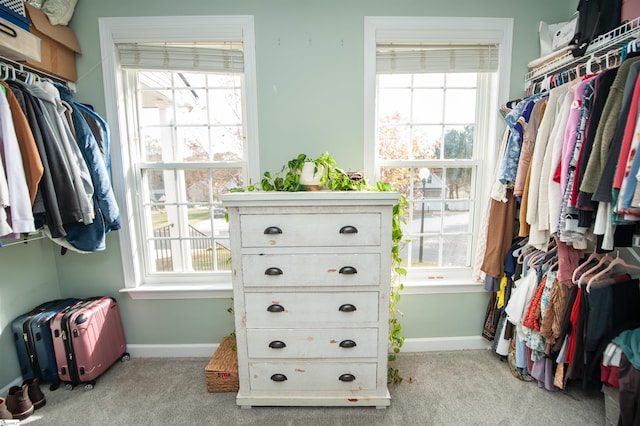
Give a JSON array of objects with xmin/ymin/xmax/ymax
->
[
  {"xmin": 363, "ymin": 16, "xmax": 513, "ymax": 292},
  {"xmin": 99, "ymin": 16, "xmax": 259, "ymax": 299}
]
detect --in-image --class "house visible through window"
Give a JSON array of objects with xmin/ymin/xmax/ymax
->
[
  {"xmin": 99, "ymin": 16, "xmax": 258, "ymax": 296},
  {"xmin": 365, "ymin": 17, "xmax": 513, "ymax": 286},
  {"xmin": 126, "ymin": 65, "xmax": 242, "ymax": 274}
]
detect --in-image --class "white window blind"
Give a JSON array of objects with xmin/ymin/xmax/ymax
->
[
  {"xmin": 376, "ymin": 43, "xmax": 499, "ymax": 74},
  {"xmin": 117, "ymin": 42, "xmax": 244, "ymax": 73}
]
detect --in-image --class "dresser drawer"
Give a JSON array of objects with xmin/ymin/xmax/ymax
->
[
  {"xmin": 239, "ymin": 213, "xmax": 381, "ymax": 247},
  {"xmin": 242, "ymin": 253, "xmax": 380, "ymax": 287},
  {"xmin": 244, "ymin": 291, "xmax": 379, "ymax": 326},
  {"xmin": 246, "ymin": 328, "xmax": 378, "ymax": 358},
  {"xmin": 248, "ymin": 362, "xmax": 378, "ymax": 391}
]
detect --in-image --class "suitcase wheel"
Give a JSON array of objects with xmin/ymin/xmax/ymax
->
[
  {"xmin": 83, "ymin": 382, "xmax": 94, "ymax": 391},
  {"xmin": 49, "ymin": 380, "xmax": 61, "ymax": 391},
  {"xmin": 121, "ymin": 353, "xmax": 131, "ymax": 362},
  {"xmin": 64, "ymin": 383, "xmax": 74, "ymax": 391}
]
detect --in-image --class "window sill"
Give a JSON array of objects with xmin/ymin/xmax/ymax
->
[
  {"xmin": 120, "ymin": 280, "xmax": 484, "ymax": 300},
  {"xmin": 120, "ymin": 284, "xmax": 233, "ymax": 300},
  {"xmin": 400, "ymin": 277, "xmax": 486, "ymax": 294}
]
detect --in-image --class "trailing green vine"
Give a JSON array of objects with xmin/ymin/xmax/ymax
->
[
  {"xmin": 380, "ymin": 180, "xmax": 408, "ymax": 384},
  {"xmin": 230, "ymin": 152, "xmax": 407, "ymax": 384}
]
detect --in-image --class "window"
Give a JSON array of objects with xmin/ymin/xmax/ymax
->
[
  {"xmin": 364, "ymin": 17, "xmax": 513, "ymax": 290},
  {"xmin": 99, "ymin": 16, "xmax": 259, "ymax": 298}
]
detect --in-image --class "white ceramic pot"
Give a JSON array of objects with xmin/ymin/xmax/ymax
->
[{"xmin": 299, "ymin": 162, "xmax": 324, "ymax": 190}]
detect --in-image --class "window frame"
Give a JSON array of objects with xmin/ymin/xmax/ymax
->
[
  {"xmin": 99, "ymin": 16, "xmax": 259, "ymax": 299},
  {"xmin": 364, "ymin": 16, "xmax": 513, "ymax": 292}
]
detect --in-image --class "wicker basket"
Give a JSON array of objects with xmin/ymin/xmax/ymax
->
[{"xmin": 205, "ymin": 336, "xmax": 239, "ymax": 393}]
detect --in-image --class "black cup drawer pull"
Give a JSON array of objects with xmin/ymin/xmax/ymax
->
[
  {"xmin": 338, "ymin": 303, "xmax": 356, "ymax": 312},
  {"xmin": 269, "ymin": 340, "xmax": 287, "ymax": 349},
  {"xmin": 265, "ymin": 267, "xmax": 283, "ymax": 276},
  {"xmin": 267, "ymin": 304, "xmax": 285, "ymax": 313},
  {"xmin": 338, "ymin": 373, "xmax": 356, "ymax": 382},
  {"xmin": 270, "ymin": 373, "xmax": 287, "ymax": 382},
  {"xmin": 339, "ymin": 339, "xmax": 357, "ymax": 348},
  {"xmin": 339, "ymin": 225, "xmax": 358, "ymax": 234},
  {"xmin": 339, "ymin": 266, "xmax": 357, "ymax": 275},
  {"xmin": 264, "ymin": 226, "xmax": 283, "ymax": 235}
]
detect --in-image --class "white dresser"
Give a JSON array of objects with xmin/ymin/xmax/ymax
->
[{"xmin": 221, "ymin": 191, "xmax": 398, "ymax": 408}]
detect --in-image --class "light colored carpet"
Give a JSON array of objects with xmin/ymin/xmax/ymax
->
[{"xmin": 19, "ymin": 350, "xmax": 605, "ymax": 425}]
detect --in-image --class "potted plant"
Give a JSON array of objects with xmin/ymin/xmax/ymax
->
[{"xmin": 259, "ymin": 152, "xmax": 364, "ymax": 192}]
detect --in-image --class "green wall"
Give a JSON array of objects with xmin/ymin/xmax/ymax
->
[
  {"xmin": 0, "ymin": 239, "xmax": 60, "ymax": 387},
  {"xmin": 0, "ymin": 0, "xmax": 574, "ymax": 388}
]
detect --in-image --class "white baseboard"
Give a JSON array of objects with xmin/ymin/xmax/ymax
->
[
  {"xmin": 1, "ymin": 336, "xmax": 490, "ymax": 394},
  {"xmin": 126, "ymin": 343, "xmax": 218, "ymax": 358},
  {"xmin": 400, "ymin": 336, "xmax": 492, "ymax": 352}
]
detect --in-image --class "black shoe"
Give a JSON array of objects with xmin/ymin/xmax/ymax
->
[{"xmin": 24, "ymin": 377, "xmax": 46, "ymax": 409}]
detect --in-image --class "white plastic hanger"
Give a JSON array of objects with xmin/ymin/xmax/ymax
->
[
  {"xmin": 586, "ymin": 252, "xmax": 640, "ymax": 292},
  {"xmin": 577, "ymin": 253, "xmax": 614, "ymax": 287},
  {"xmin": 572, "ymin": 250, "xmax": 602, "ymax": 285}
]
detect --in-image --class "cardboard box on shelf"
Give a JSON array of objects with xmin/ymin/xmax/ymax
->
[{"xmin": 23, "ymin": 3, "xmax": 80, "ymax": 82}]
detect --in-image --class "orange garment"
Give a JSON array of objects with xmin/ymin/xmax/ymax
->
[
  {"xmin": 0, "ymin": 80, "xmax": 43, "ymax": 205},
  {"xmin": 523, "ymin": 273, "xmax": 547, "ymax": 331}
]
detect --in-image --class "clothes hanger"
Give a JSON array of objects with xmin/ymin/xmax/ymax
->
[
  {"xmin": 527, "ymin": 250, "xmax": 546, "ymax": 268},
  {"xmin": 526, "ymin": 236, "xmax": 558, "ymax": 268},
  {"xmin": 577, "ymin": 253, "xmax": 614, "ymax": 287},
  {"xmin": 528, "ymin": 245, "xmax": 557, "ymax": 269},
  {"xmin": 511, "ymin": 238, "xmax": 529, "ymax": 258},
  {"xmin": 517, "ymin": 245, "xmax": 537, "ymax": 264},
  {"xmin": 572, "ymin": 249, "xmax": 602, "ymax": 285},
  {"xmin": 586, "ymin": 251, "xmax": 640, "ymax": 292}
]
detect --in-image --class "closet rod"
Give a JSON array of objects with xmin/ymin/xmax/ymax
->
[
  {"xmin": 525, "ymin": 44, "xmax": 629, "ymax": 95},
  {"xmin": 0, "ymin": 55, "xmax": 72, "ymax": 88},
  {"xmin": 525, "ymin": 16, "xmax": 640, "ymax": 87},
  {"xmin": 1, "ymin": 233, "xmax": 46, "ymax": 248}
]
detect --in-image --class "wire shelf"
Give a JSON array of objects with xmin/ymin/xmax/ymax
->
[{"xmin": 525, "ymin": 16, "xmax": 640, "ymax": 86}]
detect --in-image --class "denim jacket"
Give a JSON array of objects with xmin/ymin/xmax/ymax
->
[{"xmin": 56, "ymin": 84, "xmax": 120, "ymax": 252}]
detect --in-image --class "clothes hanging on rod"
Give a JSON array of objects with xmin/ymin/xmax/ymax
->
[
  {"xmin": 480, "ymin": 27, "xmax": 640, "ymax": 416},
  {"xmin": 0, "ymin": 57, "xmax": 120, "ymax": 253},
  {"xmin": 478, "ymin": 52, "xmax": 640, "ymax": 290}
]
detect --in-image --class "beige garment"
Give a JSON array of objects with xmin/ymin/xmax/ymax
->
[
  {"xmin": 472, "ymin": 126, "xmax": 511, "ymax": 282},
  {"xmin": 518, "ymin": 100, "xmax": 547, "ymax": 237},
  {"xmin": 514, "ymin": 98, "xmax": 547, "ymax": 197},
  {"xmin": 526, "ymin": 85, "xmax": 569, "ymax": 234}
]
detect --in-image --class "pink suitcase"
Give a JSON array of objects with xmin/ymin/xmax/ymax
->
[{"xmin": 51, "ymin": 297, "xmax": 129, "ymax": 390}]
